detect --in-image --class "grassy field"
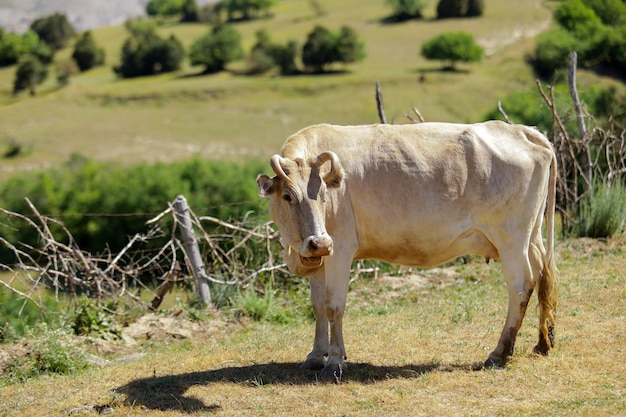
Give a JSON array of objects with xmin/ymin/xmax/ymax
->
[
  {"xmin": 2, "ymin": 0, "xmax": 614, "ymax": 174},
  {"xmin": 0, "ymin": 236, "xmax": 624, "ymax": 416}
]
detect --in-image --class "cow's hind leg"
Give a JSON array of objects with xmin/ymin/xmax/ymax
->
[
  {"xmin": 529, "ymin": 235, "xmax": 557, "ymax": 355},
  {"xmin": 486, "ymin": 249, "xmax": 535, "ymax": 367}
]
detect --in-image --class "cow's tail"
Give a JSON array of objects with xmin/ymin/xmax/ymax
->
[{"xmin": 536, "ymin": 147, "xmax": 558, "ymax": 354}]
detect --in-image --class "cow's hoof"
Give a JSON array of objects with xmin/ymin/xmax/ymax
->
[
  {"xmin": 299, "ymin": 358, "xmax": 325, "ymax": 371},
  {"xmin": 532, "ymin": 344, "xmax": 549, "ymax": 356},
  {"xmin": 320, "ymin": 363, "xmax": 346, "ymax": 380},
  {"xmin": 483, "ymin": 357, "xmax": 505, "ymax": 369}
]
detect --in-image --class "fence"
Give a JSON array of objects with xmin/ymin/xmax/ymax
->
[{"xmin": 0, "ymin": 194, "xmax": 288, "ymax": 314}]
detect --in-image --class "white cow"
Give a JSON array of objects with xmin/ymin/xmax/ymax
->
[{"xmin": 257, "ymin": 121, "xmax": 558, "ymax": 378}]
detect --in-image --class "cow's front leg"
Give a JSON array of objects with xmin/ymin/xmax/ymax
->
[
  {"xmin": 300, "ymin": 272, "xmax": 327, "ymax": 371},
  {"xmin": 320, "ymin": 261, "xmax": 351, "ymax": 379}
]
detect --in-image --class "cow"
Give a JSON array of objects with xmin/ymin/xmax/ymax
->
[{"xmin": 257, "ymin": 121, "xmax": 558, "ymax": 378}]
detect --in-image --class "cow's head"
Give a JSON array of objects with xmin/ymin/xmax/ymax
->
[{"xmin": 257, "ymin": 151, "xmax": 344, "ymax": 276}]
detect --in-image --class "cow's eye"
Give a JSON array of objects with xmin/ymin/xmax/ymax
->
[{"xmin": 282, "ymin": 193, "xmax": 293, "ymax": 203}]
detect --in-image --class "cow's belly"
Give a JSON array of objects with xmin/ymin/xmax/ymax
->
[{"xmin": 354, "ymin": 227, "xmax": 499, "ymax": 268}]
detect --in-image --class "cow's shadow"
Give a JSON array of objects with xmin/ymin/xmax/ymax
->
[{"xmin": 114, "ymin": 361, "xmax": 482, "ymax": 412}]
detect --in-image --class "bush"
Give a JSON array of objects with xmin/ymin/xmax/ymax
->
[
  {"xmin": 583, "ymin": 0, "xmax": 626, "ymax": 26},
  {"xmin": 189, "ymin": 24, "xmax": 244, "ymax": 73},
  {"xmin": 533, "ymin": 0, "xmax": 625, "ymax": 79},
  {"xmin": 386, "ymin": 0, "xmax": 427, "ymax": 20},
  {"xmin": 72, "ymin": 31, "xmax": 105, "ymax": 72},
  {"xmin": 437, "ymin": 0, "xmax": 484, "ymax": 18},
  {"xmin": 13, "ymin": 54, "xmax": 48, "ymax": 96},
  {"xmin": 532, "ymin": 28, "xmax": 578, "ymax": 77},
  {"xmin": 71, "ymin": 297, "xmax": 122, "ymax": 339},
  {"xmin": 3, "ymin": 324, "xmax": 88, "ymax": 384},
  {"xmin": 301, "ymin": 24, "xmax": 365, "ymax": 73},
  {"xmin": 146, "ymin": 0, "xmax": 185, "ymax": 17},
  {"xmin": 577, "ymin": 180, "xmax": 626, "ymax": 238},
  {"xmin": 421, "ymin": 31, "xmax": 483, "ymax": 69},
  {"xmin": 181, "ymin": 0, "xmax": 200, "ymax": 22},
  {"xmin": 29, "ymin": 12, "xmax": 76, "ymax": 51},
  {"xmin": 0, "ymin": 30, "xmax": 40, "ymax": 67},
  {"xmin": 115, "ymin": 28, "xmax": 184, "ymax": 78},
  {"xmin": 0, "ymin": 157, "xmax": 267, "ymax": 261}
]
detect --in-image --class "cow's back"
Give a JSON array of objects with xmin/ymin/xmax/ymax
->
[{"xmin": 281, "ymin": 121, "xmax": 554, "ymax": 266}]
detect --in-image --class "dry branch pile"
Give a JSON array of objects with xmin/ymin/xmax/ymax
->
[{"xmin": 0, "ymin": 196, "xmax": 287, "ymax": 314}]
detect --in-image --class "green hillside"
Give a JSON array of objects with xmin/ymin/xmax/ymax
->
[{"xmin": 0, "ymin": 0, "xmax": 619, "ymax": 172}]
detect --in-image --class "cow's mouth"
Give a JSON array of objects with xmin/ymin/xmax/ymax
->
[{"xmin": 300, "ymin": 256, "xmax": 323, "ymax": 268}]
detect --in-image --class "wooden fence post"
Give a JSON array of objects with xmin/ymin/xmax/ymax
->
[{"xmin": 173, "ymin": 195, "xmax": 212, "ymax": 308}]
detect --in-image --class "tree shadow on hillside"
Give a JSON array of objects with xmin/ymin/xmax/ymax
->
[{"xmin": 115, "ymin": 360, "xmax": 482, "ymax": 413}]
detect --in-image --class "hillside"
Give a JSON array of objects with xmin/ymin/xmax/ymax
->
[
  {"xmin": 0, "ymin": 0, "xmax": 215, "ymax": 33},
  {"xmin": 0, "ymin": 0, "xmax": 620, "ymax": 174}
]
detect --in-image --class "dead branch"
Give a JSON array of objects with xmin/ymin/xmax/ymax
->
[{"xmin": 375, "ymin": 80, "xmax": 387, "ymax": 124}]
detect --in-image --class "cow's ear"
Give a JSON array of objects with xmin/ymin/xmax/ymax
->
[{"xmin": 257, "ymin": 174, "xmax": 276, "ymax": 197}]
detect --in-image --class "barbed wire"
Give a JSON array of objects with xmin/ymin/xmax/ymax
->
[{"xmin": 3, "ymin": 199, "xmax": 263, "ymax": 219}]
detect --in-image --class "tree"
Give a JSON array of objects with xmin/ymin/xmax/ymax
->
[
  {"xmin": 583, "ymin": 0, "xmax": 626, "ymax": 26},
  {"xmin": 386, "ymin": 0, "xmax": 427, "ymax": 20},
  {"xmin": 333, "ymin": 26, "xmax": 366, "ymax": 65},
  {"xmin": 302, "ymin": 25, "xmax": 365, "ymax": 73},
  {"xmin": 421, "ymin": 31, "xmax": 483, "ymax": 70},
  {"xmin": 13, "ymin": 55, "xmax": 48, "ymax": 96},
  {"xmin": 181, "ymin": 0, "xmax": 199, "ymax": 22},
  {"xmin": 248, "ymin": 30, "xmax": 299, "ymax": 75},
  {"xmin": 71, "ymin": 31, "xmax": 105, "ymax": 72},
  {"xmin": 115, "ymin": 28, "xmax": 185, "ymax": 78},
  {"xmin": 533, "ymin": 28, "xmax": 578, "ymax": 77},
  {"xmin": 436, "ymin": 0, "xmax": 484, "ymax": 19},
  {"xmin": 189, "ymin": 25, "xmax": 244, "ymax": 73},
  {"xmin": 30, "ymin": 13, "xmax": 76, "ymax": 51},
  {"xmin": 466, "ymin": 0, "xmax": 484, "ymax": 17},
  {"xmin": 248, "ymin": 29, "xmax": 276, "ymax": 74},
  {"xmin": 0, "ymin": 30, "xmax": 40, "ymax": 66}
]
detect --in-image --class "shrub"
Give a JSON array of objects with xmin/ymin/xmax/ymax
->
[
  {"xmin": 72, "ymin": 31, "xmax": 105, "ymax": 72},
  {"xmin": 3, "ymin": 324, "xmax": 88, "ymax": 384},
  {"xmin": 0, "ymin": 30, "xmax": 41, "ymax": 67},
  {"xmin": 301, "ymin": 24, "xmax": 365, "ymax": 73},
  {"xmin": 29, "ymin": 12, "xmax": 76, "ymax": 51},
  {"xmin": 386, "ymin": 0, "xmax": 428, "ymax": 20},
  {"xmin": 115, "ymin": 29, "xmax": 184, "ymax": 78},
  {"xmin": 0, "ymin": 157, "xmax": 266, "ymax": 261},
  {"xmin": 189, "ymin": 24, "xmax": 244, "ymax": 73},
  {"xmin": 421, "ymin": 31, "xmax": 483, "ymax": 70},
  {"xmin": 577, "ymin": 180, "xmax": 626, "ymax": 238},
  {"xmin": 532, "ymin": 28, "xmax": 578, "ymax": 77},
  {"xmin": 146, "ymin": 0, "xmax": 185, "ymax": 17},
  {"xmin": 13, "ymin": 54, "xmax": 48, "ymax": 96},
  {"xmin": 71, "ymin": 297, "xmax": 121, "ymax": 339},
  {"xmin": 181, "ymin": 0, "xmax": 200, "ymax": 22},
  {"xmin": 437, "ymin": 0, "xmax": 484, "ymax": 18}
]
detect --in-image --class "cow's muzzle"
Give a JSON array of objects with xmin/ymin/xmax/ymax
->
[{"xmin": 300, "ymin": 233, "xmax": 333, "ymax": 268}]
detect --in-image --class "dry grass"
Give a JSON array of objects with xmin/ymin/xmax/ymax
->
[{"xmin": 1, "ymin": 236, "xmax": 624, "ymax": 416}]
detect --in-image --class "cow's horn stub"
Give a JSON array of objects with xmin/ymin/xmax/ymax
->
[
  {"xmin": 314, "ymin": 151, "xmax": 344, "ymax": 188},
  {"xmin": 270, "ymin": 154, "xmax": 291, "ymax": 183}
]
